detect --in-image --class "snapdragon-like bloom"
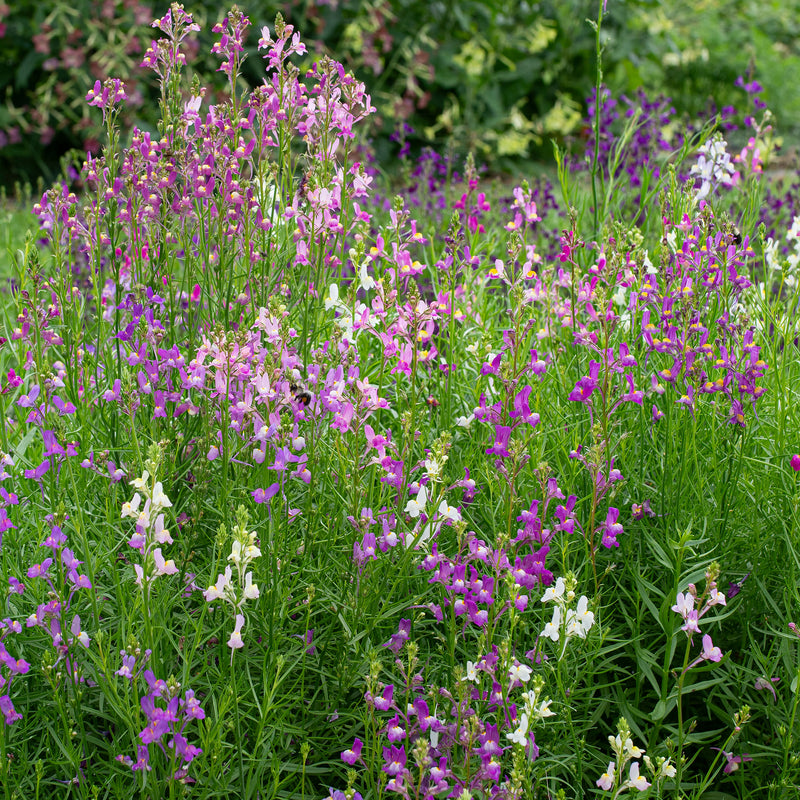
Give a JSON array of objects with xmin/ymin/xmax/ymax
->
[
  {"xmin": 596, "ymin": 761, "xmax": 615, "ymax": 791},
  {"xmin": 505, "ymin": 712, "xmax": 529, "ymax": 746},
  {"xmin": 227, "ymin": 614, "xmax": 245, "ymax": 649},
  {"xmin": 203, "ymin": 508, "xmax": 261, "ymax": 649},
  {"xmin": 341, "ymin": 737, "xmax": 363, "ymax": 765}
]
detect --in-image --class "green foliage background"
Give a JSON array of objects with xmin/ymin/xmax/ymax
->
[{"xmin": 2, "ymin": 0, "xmax": 800, "ymax": 183}]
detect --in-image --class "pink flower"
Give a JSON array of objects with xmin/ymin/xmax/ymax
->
[{"xmin": 227, "ymin": 614, "xmax": 245, "ymax": 649}]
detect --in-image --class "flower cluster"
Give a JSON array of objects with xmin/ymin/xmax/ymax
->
[
  {"xmin": 671, "ymin": 564, "xmax": 727, "ymax": 672},
  {"xmin": 121, "ymin": 454, "xmax": 178, "ymax": 589},
  {"xmin": 203, "ymin": 506, "xmax": 261, "ymax": 649},
  {"xmin": 24, "ymin": 514, "xmax": 93, "ymax": 686},
  {"xmin": 340, "ymin": 635, "xmax": 566, "ymax": 798},
  {"xmin": 0, "ymin": 588, "xmax": 29, "ymax": 725},
  {"xmin": 116, "ymin": 665, "xmax": 205, "ymax": 780},
  {"xmin": 634, "ymin": 207, "xmax": 766, "ymax": 426},
  {"xmin": 689, "ymin": 135, "xmax": 736, "ymax": 201},
  {"xmin": 540, "ymin": 575, "xmax": 595, "ymax": 657},
  {"xmin": 596, "ymin": 718, "xmax": 675, "ymax": 797}
]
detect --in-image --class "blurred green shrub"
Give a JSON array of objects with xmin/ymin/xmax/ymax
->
[{"xmin": 2, "ymin": 0, "xmax": 800, "ymax": 189}]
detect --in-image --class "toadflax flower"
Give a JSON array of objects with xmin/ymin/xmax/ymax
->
[{"xmin": 203, "ymin": 505, "xmax": 261, "ymax": 650}]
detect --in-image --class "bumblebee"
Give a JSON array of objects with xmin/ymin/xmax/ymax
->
[{"xmin": 290, "ymin": 383, "xmax": 313, "ymax": 408}]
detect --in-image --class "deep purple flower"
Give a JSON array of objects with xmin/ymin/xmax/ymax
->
[
  {"xmin": 568, "ymin": 361, "xmax": 601, "ymax": 402},
  {"xmin": 599, "ymin": 507, "xmax": 623, "ymax": 548},
  {"xmin": 485, "ymin": 424, "xmax": 512, "ymax": 457},
  {"xmin": 384, "ymin": 619, "xmax": 411, "ymax": 653}
]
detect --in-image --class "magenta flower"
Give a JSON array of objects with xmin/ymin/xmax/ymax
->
[
  {"xmin": 568, "ymin": 361, "xmax": 601, "ymax": 402},
  {"xmin": 485, "ymin": 425, "xmax": 512, "ymax": 457},
  {"xmin": 598, "ymin": 507, "xmax": 623, "ymax": 548},
  {"xmin": 341, "ymin": 737, "xmax": 363, "ymax": 765},
  {"xmin": 382, "ymin": 744, "xmax": 407, "ymax": 777},
  {"xmin": 791, "ymin": 454, "xmax": 800, "ymax": 472}
]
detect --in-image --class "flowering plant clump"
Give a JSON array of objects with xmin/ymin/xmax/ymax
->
[
  {"xmin": 122, "ymin": 450, "xmax": 178, "ymax": 590},
  {"xmin": 596, "ymin": 718, "xmax": 675, "ymax": 798},
  {"xmin": 0, "ymin": 2, "xmax": 797, "ymax": 797},
  {"xmin": 115, "ymin": 654, "xmax": 206, "ymax": 781},
  {"xmin": 203, "ymin": 505, "xmax": 261, "ymax": 649}
]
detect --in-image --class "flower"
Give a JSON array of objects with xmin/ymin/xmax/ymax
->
[
  {"xmin": 596, "ymin": 761, "xmax": 615, "ymax": 791},
  {"xmin": 754, "ymin": 676, "xmax": 780, "ymax": 701},
  {"xmin": 565, "ymin": 595, "xmax": 595, "ymax": 638},
  {"xmin": 464, "ymin": 661, "xmax": 480, "ymax": 683},
  {"xmin": 541, "ymin": 577, "xmax": 566, "ymax": 603},
  {"xmin": 624, "ymin": 761, "xmax": 650, "ymax": 791},
  {"xmin": 227, "ymin": 614, "xmax": 245, "ymax": 649},
  {"xmin": 700, "ymin": 633, "xmax": 722, "ymax": 662},
  {"xmin": 542, "ymin": 606, "xmax": 561, "ymax": 641},
  {"xmin": 508, "ymin": 663, "xmax": 532, "ymax": 685},
  {"xmin": 405, "ymin": 485, "xmax": 427, "ymax": 518},
  {"xmin": 505, "ymin": 712, "xmax": 529, "ymax": 746},
  {"xmin": 341, "ymin": 737, "xmax": 363, "ymax": 765}
]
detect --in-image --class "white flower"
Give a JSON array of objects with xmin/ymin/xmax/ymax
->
[
  {"xmin": 243, "ymin": 571, "xmax": 260, "ymax": 600},
  {"xmin": 508, "ymin": 663, "xmax": 532, "ymax": 684},
  {"xmin": 425, "ymin": 456, "xmax": 442, "ymax": 480},
  {"xmin": 565, "ymin": 595, "xmax": 594, "ymax": 638},
  {"xmin": 437, "ymin": 500, "xmax": 461, "ymax": 523},
  {"xmin": 121, "ymin": 493, "xmax": 142, "ymax": 519},
  {"xmin": 505, "ymin": 712, "xmax": 529, "ymax": 746},
  {"xmin": 533, "ymin": 699, "xmax": 555, "ymax": 719},
  {"xmin": 542, "ymin": 606, "xmax": 561, "ymax": 641},
  {"xmin": 463, "ymin": 661, "xmax": 480, "ymax": 683},
  {"xmin": 624, "ymin": 737, "xmax": 645, "ymax": 759},
  {"xmin": 151, "ymin": 482, "xmax": 172, "ymax": 509},
  {"xmin": 130, "ymin": 471, "xmax": 150, "ymax": 491},
  {"xmin": 541, "ymin": 577, "xmax": 565, "ymax": 604},
  {"xmin": 596, "ymin": 761, "xmax": 615, "ymax": 791},
  {"xmin": 358, "ymin": 258, "xmax": 376, "ymax": 291},
  {"xmin": 324, "ymin": 283, "xmax": 340, "ymax": 310},
  {"xmin": 405, "ymin": 485, "xmax": 428, "ymax": 518},
  {"xmin": 659, "ymin": 760, "xmax": 677, "ymax": 778}
]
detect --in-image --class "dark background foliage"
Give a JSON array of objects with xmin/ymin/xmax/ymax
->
[{"xmin": 2, "ymin": 0, "xmax": 800, "ymax": 188}]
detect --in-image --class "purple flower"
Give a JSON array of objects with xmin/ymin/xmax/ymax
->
[
  {"xmin": 0, "ymin": 695, "xmax": 22, "ymax": 725},
  {"xmin": 568, "ymin": 361, "xmax": 600, "ymax": 402},
  {"xmin": 598, "ymin": 507, "xmax": 623, "ymax": 548},
  {"xmin": 382, "ymin": 744, "xmax": 406, "ymax": 777},
  {"xmin": 251, "ymin": 483, "xmax": 280, "ymax": 505},
  {"xmin": 384, "ymin": 619, "xmax": 411, "ymax": 653},
  {"xmin": 341, "ymin": 737, "xmax": 363, "ymax": 765},
  {"xmin": 485, "ymin": 425, "xmax": 512, "ymax": 457},
  {"xmin": 24, "ymin": 459, "xmax": 51, "ymax": 481},
  {"xmin": 27, "ymin": 558, "xmax": 53, "ymax": 579}
]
